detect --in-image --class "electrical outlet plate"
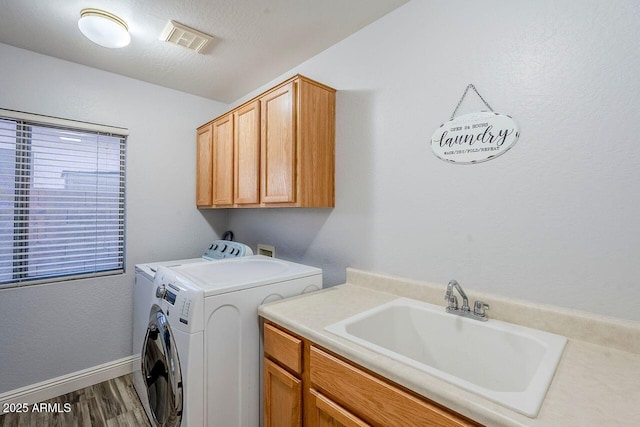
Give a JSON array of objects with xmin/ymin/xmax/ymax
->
[{"xmin": 257, "ymin": 244, "xmax": 276, "ymax": 258}]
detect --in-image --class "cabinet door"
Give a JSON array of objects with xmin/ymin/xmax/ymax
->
[
  {"xmin": 261, "ymin": 81, "xmax": 296, "ymax": 204},
  {"xmin": 234, "ymin": 101, "xmax": 260, "ymax": 204},
  {"xmin": 196, "ymin": 124, "xmax": 213, "ymax": 206},
  {"xmin": 211, "ymin": 113, "xmax": 234, "ymax": 205},
  {"xmin": 264, "ymin": 358, "xmax": 302, "ymax": 427},
  {"xmin": 309, "ymin": 389, "xmax": 370, "ymax": 427}
]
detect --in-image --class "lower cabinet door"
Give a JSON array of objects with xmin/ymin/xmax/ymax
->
[
  {"xmin": 309, "ymin": 389, "xmax": 370, "ymax": 427},
  {"xmin": 264, "ymin": 357, "xmax": 302, "ymax": 427}
]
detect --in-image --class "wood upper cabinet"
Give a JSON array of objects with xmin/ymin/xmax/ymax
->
[
  {"xmin": 234, "ymin": 101, "xmax": 260, "ymax": 205},
  {"xmin": 261, "ymin": 81, "xmax": 297, "ymax": 204},
  {"xmin": 196, "ymin": 124, "xmax": 213, "ymax": 207},
  {"xmin": 259, "ymin": 76, "xmax": 335, "ymax": 207},
  {"xmin": 196, "ymin": 74, "xmax": 335, "ymax": 208},
  {"xmin": 198, "ymin": 102, "xmax": 260, "ymax": 208},
  {"xmin": 211, "ymin": 113, "xmax": 234, "ymax": 205},
  {"xmin": 292, "ymin": 77, "xmax": 335, "ymax": 207}
]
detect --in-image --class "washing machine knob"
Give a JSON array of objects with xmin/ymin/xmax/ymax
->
[{"xmin": 156, "ymin": 284, "xmax": 167, "ymax": 299}]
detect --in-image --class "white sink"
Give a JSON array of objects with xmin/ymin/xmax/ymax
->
[{"xmin": 324, "ymin": 297, "xmax": 566, "ymax": 417}]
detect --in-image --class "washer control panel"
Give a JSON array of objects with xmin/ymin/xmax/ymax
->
[
  {"xmin": 153, "ymin": 266, "xmax": 202, "ymax": 332},
  {"xmin": 202, "ymin": 240, "xmax": 253, "ymax": 260}
]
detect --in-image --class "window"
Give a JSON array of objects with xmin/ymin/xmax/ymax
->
[{"xmin": 0, "ymin": 109, "xmax": 127, "ymax": 287}]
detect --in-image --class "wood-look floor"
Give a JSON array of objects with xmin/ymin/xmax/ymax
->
[{"xmin": 0, "ymin": 374, "xmax": 151, "ymax": 427}]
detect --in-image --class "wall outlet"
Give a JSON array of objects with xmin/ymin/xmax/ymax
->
[{"xmin": 257, "ymin": 244, "xmax": 276, "ymax": 258}]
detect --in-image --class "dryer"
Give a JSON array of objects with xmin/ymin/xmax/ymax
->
[
  {"xmin": 133, "ymin": 240, "xmax": 252, "ymax": 425},
  {"xmin": 139, "ymin": 255, "xmax": 321, "ymax": 427}
]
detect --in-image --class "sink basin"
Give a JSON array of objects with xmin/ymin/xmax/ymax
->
[{"xmin": 324, "ymin": 297, "xmax": 566, "ymax": 417}]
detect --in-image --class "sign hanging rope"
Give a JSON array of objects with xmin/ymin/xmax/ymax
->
[{"xmin": 450, "ymin": 84, "xmax": 494, "ymax": 120}]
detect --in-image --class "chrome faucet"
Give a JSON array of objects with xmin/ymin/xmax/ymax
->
[
  {"xmin": 444, "ymin": 279, "xmax": 489, "ymax": 321},
  {"xmin": 444, "ymin": 279, "xmax": 469, "ymax": 312}
]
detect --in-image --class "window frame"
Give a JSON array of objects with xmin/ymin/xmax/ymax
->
[{"xmin": 0, "ymin": 109, "xmax": 128, "ymax": 289}]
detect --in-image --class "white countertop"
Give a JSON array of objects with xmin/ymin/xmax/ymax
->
[{"xmin": 258, "ymin": 268, "xmax": 640, "ymax": 427}]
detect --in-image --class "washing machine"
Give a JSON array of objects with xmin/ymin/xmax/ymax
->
[
  {"xmin": 133, "ymin": 240, "xmax": 253, "ymax": 425},
  {"xmin": 138, "ymin": 255, "xmax": 321, "ymax": 426}
]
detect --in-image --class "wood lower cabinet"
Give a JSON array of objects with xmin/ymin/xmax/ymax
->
[
  {"xmin": 309, "ymin": 346, "xmax": 478, "ymax": 427},
  {"xmin": 264, "ymin": 358, "xmax": 302, "ymax": 427},
  {"xmin": 309, "ymin": 389, "xmax": 370, "ymax": 427},
  {"xmin": 262, "ymin": 321, "xmax": 482, "ymax": 427},
  {"xmin": 264, "ymin": 323, "xmax": 303, "ymax": 427},
  {"xmin": 197, "ymin": 74, "xmax": 335, "ymax": 208}
]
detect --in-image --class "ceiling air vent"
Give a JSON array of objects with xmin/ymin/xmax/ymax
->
[{"xmin": 160, "ymin": 20, "xmax": 213, "ymax": 53}]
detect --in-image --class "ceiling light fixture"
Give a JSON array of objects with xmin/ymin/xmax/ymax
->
[{"xmin": 78, "ymin": 8, "xmax": 130, "ymax": 48}]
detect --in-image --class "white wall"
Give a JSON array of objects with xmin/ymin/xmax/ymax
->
[
  {"xmin": 0, "ymin": 43, "xmax": 229, "ymax": 393},
  {"xmin": 228, "ymin": 0, "xmax": 640, "ymax": 322},
  {"xmin": 2, "ymin": 0, "xmax": 640, "ymax": 396}
]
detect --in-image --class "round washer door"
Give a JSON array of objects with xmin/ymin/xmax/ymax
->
[{"xmin": 141, "ymin": 305, "xmax": 183, "ymax": 427}]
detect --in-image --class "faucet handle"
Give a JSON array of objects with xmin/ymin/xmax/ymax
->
[
  {"xmin": 473, "ymin": 300, "xmax": 490, "ymax": 317},
  {"xmin": 447, "ymin": 295, "xmax": 459, "ymax": 310}
]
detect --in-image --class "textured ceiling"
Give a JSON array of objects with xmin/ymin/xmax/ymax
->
[{"xmin": 0, "ymin": 0, "xmax": 408, "ymax": 103}]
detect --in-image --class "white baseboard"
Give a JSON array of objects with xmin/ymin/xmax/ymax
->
[{"xmin": 0, "ymin": 355, "xmax": 139, "ymax": 406}]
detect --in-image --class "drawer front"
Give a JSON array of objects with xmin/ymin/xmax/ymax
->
[
  {"xmin": 309, "ymin": 388, "xmax": 370, "ymax": 427},
  {"xmin": 309, "ymin": 346, "xmax": 478, "ymax": 427},
  {"xmin": 264, "ymin": 323, "xmax": 303, "ymax": 375}
]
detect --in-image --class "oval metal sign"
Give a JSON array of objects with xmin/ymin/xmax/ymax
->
[{"xmin": 431, "ymin": 112, "xmax": 520, "ymax": 164}]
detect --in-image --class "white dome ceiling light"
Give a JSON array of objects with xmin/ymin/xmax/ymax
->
[{"xmin": 78, "ymin": 9, "xmax": 130, "ymax": 48}]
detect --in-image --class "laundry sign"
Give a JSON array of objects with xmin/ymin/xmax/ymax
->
[
  {"xmin": 431, "ymin": 84, "xmax": 520, "ymax": 164},
  {"xmin": 431, "ymin": 111, "xmax": 520, "ymax": 164}
]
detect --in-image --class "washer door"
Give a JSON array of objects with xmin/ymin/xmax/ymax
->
[{"xmin": 141, "ymin": 305, "xmax": 183, "ymax": 427}]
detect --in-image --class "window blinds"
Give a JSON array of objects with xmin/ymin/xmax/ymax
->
[{"xmin": 0, "ymin": 110, "xmax": 126, "ymax": 287}]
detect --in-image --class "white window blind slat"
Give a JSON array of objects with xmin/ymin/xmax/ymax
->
[
  {"xmin": 0, "ymin": 112, "xmax": 126, "ymax": 288},
  {"xmin": 23, "ymin": 255, "xmax": 124, "ymax": 267}
]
